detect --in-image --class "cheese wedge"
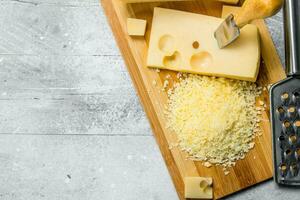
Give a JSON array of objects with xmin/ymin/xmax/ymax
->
[{"xmin": 147, "ymin": 8, "xmax": 261, "ymax": 82}]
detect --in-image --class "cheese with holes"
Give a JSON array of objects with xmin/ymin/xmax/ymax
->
[
  {"xmin": 147, "ymin": 8, "xmax": 261, "ymax": 82},
  {"xmin": 127, "ymin": 18, "xmax": 147, "ymax": 36},
  {"xmin": 184, "ymin": 177, "xmax": 213, "ymax": 199}
]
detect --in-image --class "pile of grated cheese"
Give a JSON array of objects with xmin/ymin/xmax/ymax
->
[{"xmin": 166, "ymin": 75, "xmax": 261, "ymax": 169}]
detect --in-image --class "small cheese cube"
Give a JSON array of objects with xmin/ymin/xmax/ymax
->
[
  {"xmin": 127, "ymin": 18, "xmax": 147, "ymax": 36},
  {"xmin": 184, "ymin": 177, "xmax": 213, "ymax": 199}
]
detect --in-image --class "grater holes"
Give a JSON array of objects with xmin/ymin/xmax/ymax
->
[
  {"xmin": 283, "ymin": 120, "xmax": 293, "ymax": 133},
  {"xmin": 279, "ymin": 135, "xmax": 285, "ymax": 141},
  {"xmin": 280, "ymin": 163, "xmax": 288, "ymax": 176},
  {"xmin": 295, "ymin": 148, "xmax": 300, "ymax": 160},
  {"xmin": 277, "ymin": 106, "xmax": 285, "ymax": 121},
  {"xmin": 285, "ymin": 149, "xmax": 292, "ymax": 156},
  {"xmin": 294, "ymin": 120, "xmax": 300, "ymax": 135},
  {"xmin": 281, "ymin": 92, "xmax": 290, "ymax": 105},
  {"xmin": 284, "ymin": 149, "xmax": 293, "ymax": 160},
  {"xmin": 283, "ymin": 120, "xmax": 291, "ymax": 128},
  {"xmin": 279, "ymin": 134, "xmax": 286, "ymax": 149},
  {"xmin": 289, "ymin": 134, "xmax": 297, "ymax": 144},
  {"xmin": 290, "ymin": 163, "xmax": 299, "ymax": 176},
  {"xmin": 287, "ymin": 106, "xmax": 297, "ymax": 119},
  {"xmin": 293, "ymin": 92, "xmax": 300, "ymax": 104}
]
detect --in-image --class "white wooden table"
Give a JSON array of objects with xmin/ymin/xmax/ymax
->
[{"xmin": 0, "ymin": 0, "xmax": 299, "ymax": 199}]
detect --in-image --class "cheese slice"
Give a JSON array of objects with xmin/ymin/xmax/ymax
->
[
  {"xmin": 184, "ymin": 177, "xmax": 213, "ymax": 199},
  {"xmin": 147, "ymin": 8, "xmax": 261, "ymax": 82},
  {"xmin": 127, "ymin": 18, "xmax": 147, "ymax": 36}
]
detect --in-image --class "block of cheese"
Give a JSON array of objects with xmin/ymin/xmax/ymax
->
[
  {"xmin": 184, "ymin": 177, "xmax": 213, "ymax": 199},
  {"xmin": 127, "ymin": 18, "xmax": 147, "ymax": 36},
  {"xmin": 123, "ymin": 0, "xmax": 239, "ymax": 4},
  {"xmin": 147, "ymin": 8, "xmax": 261, "ymax": 82}
]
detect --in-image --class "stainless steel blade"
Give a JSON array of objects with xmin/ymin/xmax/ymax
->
[{"xmin": 214, "ymin": 14, "xmax": 240, "ymax": 49}]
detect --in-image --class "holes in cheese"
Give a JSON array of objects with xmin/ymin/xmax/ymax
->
[
  {"xmin": 190, "ymin": 51, "xmax": 213, "ymax": 69},
  {"xmin": 158, "ymin": 34, "xmax": 175, "ymax": 54},
  {"xmin": 147, "ymin": 8, "xmax": 261, "ymax": 82},
  {"xmin": 199, "ymin": 180, "xmax": 209, "ymax": 190},
  {"xmin": 184, "ymin": 177, "xmax": 213, "ymax": 199},
  {"xmin": 163, "ymin": 51, "xmax": 182, "ymax": 68},
  {"xmin": 192, "ymin": 41, "xmax": 200, "ymax": 49}
]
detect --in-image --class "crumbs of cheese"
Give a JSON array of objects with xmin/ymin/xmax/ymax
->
[{"xmin": 166, "ymin": 75, "xmax": 261, "ymax": 168}]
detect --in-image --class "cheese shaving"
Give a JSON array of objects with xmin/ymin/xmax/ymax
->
[{"xmin": 166, "ymin": 75, "xmax": 260, "ymax": 168}]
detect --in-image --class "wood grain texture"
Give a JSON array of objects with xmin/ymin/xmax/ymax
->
[{"xmin": 101, "ymin": 0, "xmax": 284, "ymax": 199}]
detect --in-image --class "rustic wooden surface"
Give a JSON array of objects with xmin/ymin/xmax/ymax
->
[
  {"xmin": 101, "ymin": 0, "xmax": 289, "ymax": 199},
  {"xmin": 1, "ymin": 0, "xmax": 300, "ymax": 199}
]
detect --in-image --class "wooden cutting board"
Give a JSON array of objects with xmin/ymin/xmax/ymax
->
[{"xmin": 101, "ymin": 0, "xmax": 286, "ymax": 199}]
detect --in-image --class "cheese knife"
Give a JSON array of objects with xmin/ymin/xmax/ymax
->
[{"xmin": 214, "ymin": 0, "xmax": 283, "ymax": 49}]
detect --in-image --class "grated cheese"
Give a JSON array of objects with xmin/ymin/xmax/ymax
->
[{"xmin": 166, "ymin": 75, "xmax": 260, "ymax": 169}]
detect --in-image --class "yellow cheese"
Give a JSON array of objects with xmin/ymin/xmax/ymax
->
[
  {"xmin": 127, "ymin": 18, "xmax": 147, "ymax": 36},
  {"xmin": 123, "ymin": 0, "xmax": 239, "ymax": 4},
  {"xmin": 184, "ymin": 177, "xmax": 213, "ymax": 199},
  {"xmin": 147, "ymin": 8, "xmax": 261, "ymax": 82},
  {"xmin": 166, "ymin": 75, "xmax": 260, "ymax": 169}
]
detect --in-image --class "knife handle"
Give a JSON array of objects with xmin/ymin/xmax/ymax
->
[{"xmin": 235, "ymin": 0, "xmax": 283, "ymax": 27}]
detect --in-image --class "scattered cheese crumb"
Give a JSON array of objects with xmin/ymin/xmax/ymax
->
[
  {"xmin": 165, "ymin": 74, "xmax": 171, "ymax": 79},
  {"xmin": 163, "ymin": 80, "xmax": 169, "ymax": 89},
  {"xmin": 204, "ymin": 162, "xmax": 212, "ymax": 168},
  {"xmin": 257, "ymin": 111, "xmax": 262, "ymax": 115},
  {"xmin": 259, "ymin": 100, "xmax": 264, "ymax": 106},
  {"xmin": 249, "ymin": 142, "xmax": 255, "ymax": 149},
  {"xmin": 177, "ymin": 72, "xmax": 182, "ymax": 79},
  {"xmin": 254, "ymin": 128, "xmax": 260, "ymax": 132},
  {"xmin": 263, "ymin": 87, "xmax": 267, "ymax": 91},
  {"xmin": 152, "ymin": 80, "xmax": 157, "ymax": 86},
  {"xmin": 224, "ymin": 171, "xmax": 230, "ymax": 176},
  {"xmin": 166, "ymin": 75, "xmax": 260, "ymax": 168},
  {"xmin": 155, "ymin": 68, "xmax": 160, "ymax": 73}
]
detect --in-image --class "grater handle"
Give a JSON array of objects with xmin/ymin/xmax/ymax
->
[{"xmin": 284, "ymin": 0, "xmax": 300, "ymax": 76}]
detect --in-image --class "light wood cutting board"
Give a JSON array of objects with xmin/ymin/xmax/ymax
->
[{"xmin": 101, "ymin": 0, "xmax": 286, "ymax": 199}]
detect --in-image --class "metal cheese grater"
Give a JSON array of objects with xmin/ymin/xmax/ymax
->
[{"xmin": 270, "ymin": 0, "xmax": 300, "ymax": 186}]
